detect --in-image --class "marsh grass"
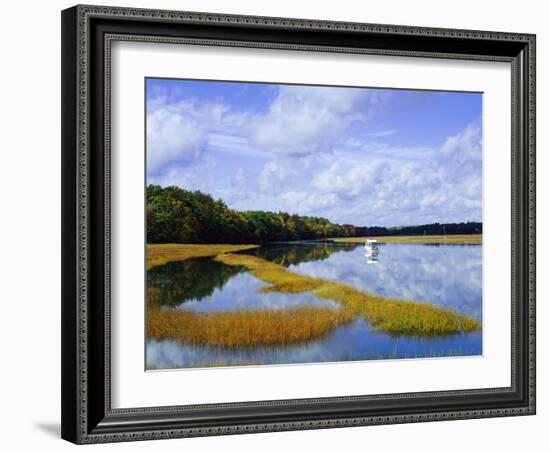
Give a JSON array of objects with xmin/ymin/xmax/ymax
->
[
  {"xmin": 215, "ymin": 253, "xmax": 325, "ymax": 293},
  {"xmin": 147, "ymin": 306, "xmax": 354, "ymax": 348},
  {"xmin": 146, "ymin": 244, "xmax": 480, "ymax": 349},
  {"xmin": 331, "ymin": 234, "xmax": 482, "ymax": 245},
  {"xmin": 215, "ymin": 253, "xmax": 481, "ymax": 336},
  {"xmin": 314, "ymin": 282, "xmax": 480, "ymax": 335},
  {"xmin": 146, "ymin": 243, "xmax": 258, "ymax": 269}
]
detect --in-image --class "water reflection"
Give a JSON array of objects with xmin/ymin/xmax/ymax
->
[
  {"xmin": 241, "ymin": 241, "xmax": 356, "ymax": 266},
  {"xmin": 147, "ymin": 255, "xmax": 340, "ymax": 312},
  {"xmin": 364, "ymin": 242, "xmax": 379, "ymax": 264},
  {"xmin": 146, "ymin": 241, "xmax": 483, "ymax": 368},
  {"xmin": 147, "ymin": 318, "xmax": 482, "ymax": 369},
  {"xmin": 147, "ymin": 257, "xmax": 244, "ymax": 306},
  {"xmin": 174, "ymin": 271, "xmax": 339, "ymax": 312},
  {"xmin": 290, "ymin": 243, "xmax": 482, "ymax": 321}
]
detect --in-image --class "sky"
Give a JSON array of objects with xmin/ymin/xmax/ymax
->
[{"xmin": 146, "ymin": 78, "xmax": 482, "ymax": 227}]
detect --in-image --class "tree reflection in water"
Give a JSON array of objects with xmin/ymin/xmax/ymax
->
[
  {"xmin": 239, "ymin": 241, "xmax": 358, "ymax": 267},
  {"xmin": 147, "ymin": 242, "xmax": 357, "ymax": 307},
  {"xmin": 148, "ymin": 258, "xmax": 245, "ymax": 306}
]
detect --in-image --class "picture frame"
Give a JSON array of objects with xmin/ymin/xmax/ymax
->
[{"xmin": 61, "ymin": 4, "xmax": 536, "ymax": 444}]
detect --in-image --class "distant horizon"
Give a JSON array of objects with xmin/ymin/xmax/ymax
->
[{"xmin": 146, "ymin": 78, "xmax": 482, "ymax": 226}]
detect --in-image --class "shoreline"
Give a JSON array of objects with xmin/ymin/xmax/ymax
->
[
  {"xmin": 146, "ymin": 243, "xmax": 258, "ymax": 270},
  {"xmin": 330, "ymin": 234, "xmax": 482, "ymax": 245}
]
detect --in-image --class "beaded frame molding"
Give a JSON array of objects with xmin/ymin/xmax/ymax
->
[{"xmin": 61, "ymin": 4, "xmax": 536, "ymax": 444}]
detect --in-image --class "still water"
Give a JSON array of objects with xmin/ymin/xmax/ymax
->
[{"xmin": 146, "ymin": 242, "xmax": 482, "ymax": 369}]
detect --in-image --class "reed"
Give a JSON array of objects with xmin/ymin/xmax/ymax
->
[
  {"xmin": 215, "ymin": 253, "xmax": 325, "ymax": 293},
  {"xmin": 147, "ymin": 306, "xmax": 354, "ymax": 348},
  {"xmin": 331, "ymin": 234, "xmax": 482, "ymax": 245},
  {"xmin": 147, "ymin": 245, "xmax": 480, "ymax": 347},
  {"xmin": 215, "ymin": 253, "xmax": 481, "ymax": 335},
  {"xmin": 146, "ymin": 243, "xmax": 258, "ymax": 269},
  {"xmin": 314, "ymin": 282, "xmax": 480, "ymax": 335}
]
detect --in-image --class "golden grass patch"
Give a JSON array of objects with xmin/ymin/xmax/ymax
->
[
  {"xmin": 314, "ymin": 282, "xmax": 479, "ymax": 335},
  {"xmin": 146, "ymin": 243, "xmax": 258, "ymax": 269},
  {"xmin": 147, "ymin": 306, "xmax": 354, "ymax": 348},
  {"xmin": 215, "ymin": 253, "xmax": 325, "ymax": 293}
]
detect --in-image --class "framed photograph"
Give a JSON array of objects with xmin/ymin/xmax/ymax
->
[{"xmin": 61, "ymin": 4, "xmax": 536, "ymax": 444}]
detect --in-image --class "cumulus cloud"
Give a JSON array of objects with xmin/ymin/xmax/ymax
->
[
  {"xmin": 147, "ymin": 80, "xmax": 482, "ymax": 227},
  {"xmin": 147, "ymin": 84, "xmax": 374, "ymax": 177},
  {"xmin": 280, "ymin": 191, "xmax": 339, "ymax": 214},
  {"xmin": 258, "ymin": 159, "xmax": 305, "ymax": 193},
  {"xmin": 146, "ymin": 99, "xmax": 229, "ymax": 175},
  {"xmin": 311, "ymin": 160, "xmax": 390, "ymax": 197},
  {"xmin": 267, "ymin": 119, "xmax": 482, "ymax": 226},
  {"xmin": 147, "ymin": 84, "xmax": 380, "ymax": 176},
  {"xmin": 147, "ymin": 159, "xmax": 217, "ymax": 193},
  {"xmin": 440, "ymin": 121, "xmax": 482, "ymax": 175},
  {"xmin": 248, "ymin": 85, "xmax": 373, "ymax": 156}
]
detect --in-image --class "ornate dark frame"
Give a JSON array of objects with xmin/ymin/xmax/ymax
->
[{"xmin": 61, "ymin": 4, "xmax": 536, "ymax": 444}]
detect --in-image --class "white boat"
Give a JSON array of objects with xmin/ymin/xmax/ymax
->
[
  {"xmin": 364, "ymin": 239, "xmax": 379, "ymax": 263},
  {"xmin": 364, "ymin": 239, "xmax": 378, "ymax": 251}
]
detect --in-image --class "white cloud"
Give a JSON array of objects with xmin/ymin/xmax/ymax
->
[
  {"xmin": 280, "ymin": 191, "xmax": 339, "ymax": 214},
  {"xmin": 147, "ymin": 84, "xmax": 382, "ymax": 175},
  {"xmin": 248, "ymin": 85, "xmax": 373, "ymax": 156},
  {"xmin": 146, "ymin": 99, "xmax": 229, "ymax": 175},
  {"xmin": 420, "ymin": 192, "xmax": 447, "ymax": 209},
  {"xmin": 269, "ymin": 120, "xmax": 483, "ymax": 226},
  {"xmin": 207, "ymin": 133, "xmax": 267, "ymax": 159},
  {"xmin": 311, "ymin": 160, "xmax": 390, "ymax": 197},
  {"xmin": 440, "ymin": 121, "xmax": 482, "ymax": 175},
  {"xmin": 147, "ymin": 159, "xmax": 216, "ymax": 193},
  {"xmin": 147, "ymin": 83, "xmax": 481, "ymax": 227},
  {"xmin": 258, "ymin": 159, "xmax": 304, "ymax": 193}
]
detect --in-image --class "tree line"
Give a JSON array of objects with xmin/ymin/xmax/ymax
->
[
  {"xmin": 147, "ymin": 185, "xmax": 482, "ymax": 244},
  {"xmin": 355, "ymin": 222, "xmax": 482, "ymax": 237}
]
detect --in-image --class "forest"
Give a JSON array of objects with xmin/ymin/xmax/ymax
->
[{"xmin": 147, "ymin": 185, "xmax": 482, "ymax": 244}]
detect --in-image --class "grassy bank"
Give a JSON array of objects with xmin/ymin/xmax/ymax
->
[
  {"xmin": 146, "ymin": 243, "xmax": 258, "ymax": 269},
  {"xmin": 147, "ymin": 306, "xmax": 353, "ymax": 348},
  {"xmin": 146, "ymin": 235, "xmax": 480, "ymax": 270},
  {"xmin": 215, "ymin": 253, "xmax": 480, "ymax": 336},
  {"xmin": 314, "ymin": 282, "xmax": 479, "ymax": 335},
  {"xmin": 331, "ymin": 234, "xmax": 482, "ymax": 245}
]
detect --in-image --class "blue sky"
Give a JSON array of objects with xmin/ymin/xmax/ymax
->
[{"xmin": 146, "ymin": 78, "xmax": 482, "ymax": 227}]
